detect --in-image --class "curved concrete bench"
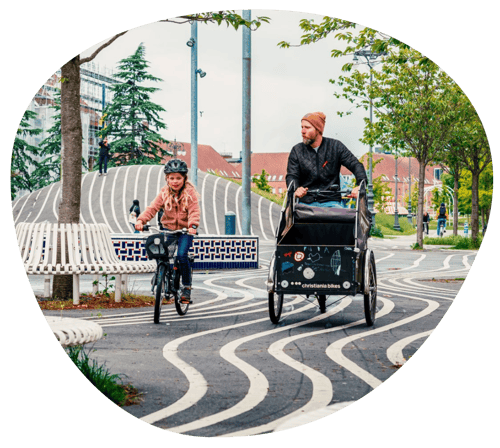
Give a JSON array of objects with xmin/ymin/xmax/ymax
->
[
  {"xmin": 16, "ymin": 222, "xmax": 156, "ymax": 304},
  {"xmin": 45, "ymin": 316, "xmax": 103, "ymax": 347}
]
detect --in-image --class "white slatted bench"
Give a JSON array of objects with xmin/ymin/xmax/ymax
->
[
  {"xmin": 45, "ymin": 316, "xmax": 103, "ymax": 347},
  {"xmin": 16, "ymin": 222, "xmax": 156, "ymax": 305}
]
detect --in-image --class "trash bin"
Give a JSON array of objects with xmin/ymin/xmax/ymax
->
[{"xmin": 225, "ymin": 212, "xmax": 236, "ymax": 235}]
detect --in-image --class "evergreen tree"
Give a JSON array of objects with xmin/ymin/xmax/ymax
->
[
  {"xmin": 39, "ymin": 89, "xmax": 62, "ymax": 185},
  {"xmin": 11, "ymin": 110, "xmax": 43, "ymax": 199},
  {"xmin": 100, "ymin": 43, "xmax": 168, "ymax": 165}
]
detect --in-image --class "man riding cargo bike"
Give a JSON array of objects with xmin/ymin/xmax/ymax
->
[{"xmin": 268, "ymin": 112, "xmax": 377, "ymax": 325}]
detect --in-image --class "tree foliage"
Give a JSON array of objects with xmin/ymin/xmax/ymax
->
[
  {"xmin": 11, "ymin": 110, "xmax": 43, "ymax": 199},
  {"xmin": 100, "ymin": 43, "xmax": 168, "ymax": 165},
  {"xmin": 253, "ymin": 169, "xmax": 272, "ymax": 193}
]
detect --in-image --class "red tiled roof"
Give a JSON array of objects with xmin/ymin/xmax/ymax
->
[{"xmin": 158, "ymin": 141, "xmax": 242, "ymax": 178}]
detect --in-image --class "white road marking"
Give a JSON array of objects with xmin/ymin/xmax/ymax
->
[
  {"xmin": 257, "ymin": 196, "xmax": 268, "ymax": 241},
  {"xmin": 386, "ymin": 329, "xmax": 433, "ymax": 366},
  {"xmin": 326, "ymin": 292, "xmax": 438, "ymax": 389},
  {"xmin": 213, "ymin": 177, "xmax": 221, "ymax": 236},
  {"xmin": 235, "ymin": 186, "xmax": 242, "ymax": 235},
  {"xmin": 32, "ymin": 182, "xmax": 56, "ymax": 223}
]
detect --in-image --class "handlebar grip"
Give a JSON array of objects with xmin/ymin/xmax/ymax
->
[{"xmin": 143, "ymin": 225, "xmax": 150, "ymax": 231}]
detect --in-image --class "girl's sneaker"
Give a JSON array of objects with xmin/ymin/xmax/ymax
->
[{"xmin": 180, "ymin": 286, "xmax": 192, "ymax": 304}]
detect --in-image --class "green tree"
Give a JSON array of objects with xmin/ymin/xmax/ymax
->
[
  {"xmin": 458, "ymin": 164, "xmax": 492, "ymax": 230},
  {"xmin": 252, "ymin": 169, "xmax": 272, "ymax": 193},
  {"xmin": 52, "ymin": 12, "xmax": 269, "ymax": 299},
  {"xmin": 100, "ymin": 43, "xmax": 168, "ymax": 165},
  {"xmin": 332, "ymin": 48, "xmax": 460, "ymax": 247},
  {"xmin": 445, "ymin": 87, "xmax": 491, "ymax": 239},
  {"xmin": 38, "ymin": 89, "xmax": 62, "ymax": 185},
  {"xmin": 278, "ymin": 16, "xmax": 430, "ymax": 69},
  {"xmin": 11, "ymin": 110, "xmax": 43, "ymax": 199}
]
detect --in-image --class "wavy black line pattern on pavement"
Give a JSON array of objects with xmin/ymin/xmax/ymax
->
[{"xmin": 37, "ymin": 237, "xmax": 475, "ymax": 435}]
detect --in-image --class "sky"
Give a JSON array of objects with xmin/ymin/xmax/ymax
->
[{"xmin": 81, "ymin": 9, "xmax": 372, "ymax": 158}]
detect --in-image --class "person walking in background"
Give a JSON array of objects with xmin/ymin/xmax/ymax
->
[
  {"xmin": 98, "ymin": 137, "xmax": 110, "ymax": 176},
  {"xmin": 436, "ymin": 203, "xmax": 448, "ymax": 236},
  {"xmin": 423, "ymin": 211, "xmax": 430, "ymax": 235},
  {"xmin": 129, "ymin": 199, "xmax": 140, "ymax": 233}
]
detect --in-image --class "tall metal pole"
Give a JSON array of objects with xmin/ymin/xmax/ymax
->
[
  {"xmin": 190, "ymin": 21, "xmax": 198, "ymax": 188},
  {"xmin": 394, "ymin": 155, "xmax": 400, "ymax": 230},
  {"xmin": 407, "ymin": 156, "xmax": 412, "ymax": 224},
  {"xmin": 242, "ymin": 10, "xmax": 251, "ymax": 235},
  {"xmin": 368, "ymin": 70, "xmax": 375, "ymax": 227}
]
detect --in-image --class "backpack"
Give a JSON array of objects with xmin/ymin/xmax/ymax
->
[{"xmin": 439, "ymin": 204, "xmax": 446, "ymax": 217}]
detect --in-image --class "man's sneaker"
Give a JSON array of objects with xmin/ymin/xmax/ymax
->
[{"xmin": 180, "ymin": 286, "xmax": 192, "ymax": 304}]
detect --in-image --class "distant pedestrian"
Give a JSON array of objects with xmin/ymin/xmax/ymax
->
[
  {"xmin": 436, "ymin": 203, "xmax": 448, "ymax": 236},
  {"xmin": 129, "ymin": 199, "xmax": 140, "ymax": 233},
  {"xmin": 98, "ymin": 137, "xmax": 110, "ymax": 176},
  {"xmin": 423, "ymin": 211, "xmax": 429, "ymax": 235}
]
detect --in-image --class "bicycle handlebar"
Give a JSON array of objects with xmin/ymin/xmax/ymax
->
[{"xmin": 142, "ymin": 225, "xmax": 197, "ymax": 235}]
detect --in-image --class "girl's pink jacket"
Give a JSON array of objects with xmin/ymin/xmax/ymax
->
[{"xmin": 137, "ymin": 182, "xmax": 200, "ymax": 231}]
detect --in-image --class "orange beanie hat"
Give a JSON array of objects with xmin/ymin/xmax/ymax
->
[{"xmin": 302, "ymin": 112, "xmax": 326, "ymax": 134}]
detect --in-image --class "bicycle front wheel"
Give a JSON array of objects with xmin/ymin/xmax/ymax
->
[
  {"xmin": 174, "ymin": 260, "xmax": 193, "ymax": 316},
  {"xmin": 154, "ymin": 263, "xmax": 167, "ymax": 324}
]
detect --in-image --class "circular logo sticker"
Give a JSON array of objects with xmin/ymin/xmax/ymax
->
[
  {"xmin": 343, "ymin": 281, "xmax": 351, "ymax": 289},
  {"xmin": 281, "ymin": 280, "xmax": 289, "ymax": 288},
  {"xmin": 294, "ymin": 251, "xmax": 305, "ymax": 262},
  {"xmin": 303, "ymin": 267, "xmax": 315, "ymax": 279}
]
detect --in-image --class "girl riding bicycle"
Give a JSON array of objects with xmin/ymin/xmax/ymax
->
[{"xmin": 135, "ymin": 159, "xmax": 200, "ymax": 303}]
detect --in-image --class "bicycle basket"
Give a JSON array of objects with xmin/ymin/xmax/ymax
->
[{"xmin": 144, "ymin": 233, "xmax": 168, "ymax": 259}]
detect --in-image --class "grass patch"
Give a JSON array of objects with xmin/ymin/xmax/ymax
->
[
  {"xmin": 424, "ymin": 234, "xmax": 482, "ymax": 249},
  {"xmin": 375, "ymin": 213, "xmax": 416, "ymax": 236},
  {"xmin": 37, "ymin": 292, "xmax": 165, "ymax": 310},
  {"xmin": 66, "ymin": 345, "xmax": 141, "ymax": 406}
]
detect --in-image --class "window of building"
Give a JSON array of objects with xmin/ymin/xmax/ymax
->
[
  {"xmin": 434, "ymin": 168, "xmax": 442, "ymax": 180},
  {"xmin": 272, "ymin": 188, "xmax": 276, "ymax": 194},
  {"xmin": 272, "ymin": 175, "xmax": 276, "ymax": 181},
  {"xmin": 278, "ymin": 175, "xmax": 283, "ymax": 181}
]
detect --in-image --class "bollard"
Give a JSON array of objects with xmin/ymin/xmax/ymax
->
[{"xmin": 225, "ymin": 212, "xmax": 236, "ymax": 235}]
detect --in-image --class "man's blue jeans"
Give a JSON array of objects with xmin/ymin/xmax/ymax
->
[
  {"xmin": 306, "ymin": 200, "xmax": 345, "ymax": 208},
  {"xmin": 167, "ymin": 233, "xmax": 193, "ymax": 286}
]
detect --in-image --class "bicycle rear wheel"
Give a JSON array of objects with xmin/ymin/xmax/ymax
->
[{"xmin": 154, "ymin": 264, "xmax": 167, "ymax": 324}]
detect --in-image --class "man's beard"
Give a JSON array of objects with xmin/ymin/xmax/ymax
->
[{"xmin": 302, "ymin": 137, "xmax": 314, "ymax": 146}]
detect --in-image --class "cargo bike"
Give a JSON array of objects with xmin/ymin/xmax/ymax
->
[{"xmin": 267, "ymin": 180, "xmax": 377, "ymax": 325}]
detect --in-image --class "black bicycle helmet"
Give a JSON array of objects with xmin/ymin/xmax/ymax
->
[{"xmin": 164, "ymin": 158, "xmax": 189, "ymax": 174}]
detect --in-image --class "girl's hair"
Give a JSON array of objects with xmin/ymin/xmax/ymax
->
[{"xmin": 163, "ymin": 174, "xmax": 198, "ymax": 211}]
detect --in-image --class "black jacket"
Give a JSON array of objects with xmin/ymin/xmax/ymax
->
[
  {"xmin": 286, "ymin": 137, "xmax": 367, "ymax": 203},
  {"xmin": 99, "ymin": 140, "xmax": 110, "ymax": 158}
]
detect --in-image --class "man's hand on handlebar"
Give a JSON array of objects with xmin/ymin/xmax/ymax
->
[
  {"xmin": 295, "ymin": 187, "xmax": 308, "ymax": 199},
  {"xmin": 347, "ymin": 186, "xmax": 360, "ymax": 198},
  {"xmin": 187, "ymin": 228, "xmax": 197, "ymax": 235},
  {"xmin": 135, "ymin": 220, "xmax": 144, "ymax": 231}
]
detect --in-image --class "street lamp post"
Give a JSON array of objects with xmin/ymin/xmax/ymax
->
[
  {"xmin": 187, "ymin": 22, "xmax": 207, "ymax": 188},
  {"xmin": 168, "ymin": 139, "xmax": 184, "ymax": 158},
  {"xmin": 394, "ymin": 155, "xmax": 400, "ymax": 231},
  {"xmin": 407, "ymin": 157, "xmax": 413, "ymax": 224},
  {"xmin": 353, "ymin": 44, "xmax": 386, "ymax": 228},
  {"xmin": 242, "ymin": 9, "xmax": 252, "ymax": 236}
]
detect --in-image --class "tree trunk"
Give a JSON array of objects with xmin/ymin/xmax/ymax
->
[
  {"xmin": 470, "ymin": 170, "xmax": 480, "ymax": 240},
  {"xmin": 416, "ymin": 161, "xmax": 426, "ymax": 248},
  {"xmin": 53, "ymin": 56, "xmax": 83, "ymax": 300},
  {"xmin": 453, "ymin": 172, "xmax": 459, "ymax": 236}
]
